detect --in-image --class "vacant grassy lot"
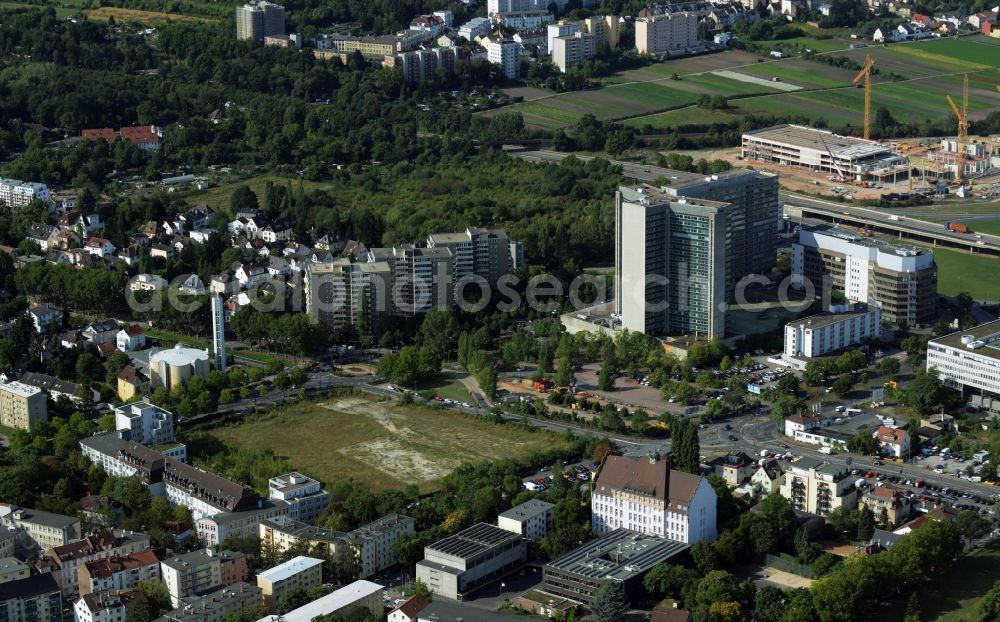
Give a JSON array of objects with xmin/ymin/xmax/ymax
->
[
  {"xmin": 968, "ymin": 220, "xmax": 1000, "ymax": 235},
  {"xmin": 409, "ymin": 374, "xmax": 474, "ymax": 402},
  {"xmin": 912, "ymin": 541, "xmax": 1000, "ymax": 621},
  {"xmin": 198, "ymin": 394, "xmax": 571, "ymax": 491},
  {"xmin": 624, "ymin": 106, "xmax": 751, "ymax": 129},
  {"xmin": 736, "ymin": 61, "xmax": 856, "ymax": 88},
  {"xmin": 87, "ymin": 6, "xmax": 216, "ymax": 23},
  {"xmin": 901, "ymin": 36, "xmax": 1000, "ymax": 68},
  {"xmin": 179, "ymin": 174, "xmax": 327, "ymax": 215},
  {"xmin": 750, "ymin": 35, "xmax": 853, "ymax": 53},
  {"xmin": 883, "ymin": 240, "xmax": 1000, "ymax": 300},
  {"xmin": 0, "ymin": 2, "xmax": 77, "ymax": 17}
]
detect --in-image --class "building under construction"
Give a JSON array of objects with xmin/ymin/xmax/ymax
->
[
  {"xmin": 741, "ymin": 124, "xmax": 910, "ymax": 183},
  {"xmin": 908, "ymin": 138, "xmax": 997, "ymax": 183}
]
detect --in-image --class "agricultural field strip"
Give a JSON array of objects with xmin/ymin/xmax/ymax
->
[{"xmin": 712, "ymin": 69, "xmax": 803, "ymax": 91}]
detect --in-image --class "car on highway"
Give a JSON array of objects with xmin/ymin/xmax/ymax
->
[{"xmin": 728, "ymin": 434, "xmax": 738, "ymax": 442}]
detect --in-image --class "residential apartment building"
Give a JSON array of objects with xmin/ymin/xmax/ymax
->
[
  {"xmin": 256, "ymin": 557, "xmax": 323, "ymax": 606},
  {"xmin": 457, "ymin": 17, "xmax": 492, "ymax": 41},
  {"xmin": 783, "ymin": 303, "xmax": 882, "ymax": 362},
  {"xmin": 196, "ymin": 501, "xmax": 290, "ymax": 548},
  {"xmin": 706, "ymin": 451, "xmax": 755, "ymax": 486},
  {"xmin": 793, "ymin": 224, "xmax": 937, "ymax": 327},
  {"xmin": 552, "ymin": 32, "xmax": 595, "ymax": 72},
  {"xmin": 0, "ymin": 381, "xmax": 47, "ymax": 431},
  {"xmin": 0, "ymin": 560, "xmax": 28, "ymax": 585},
  {"xmin": 0, "ymin": 574, "xmax": 61, "ymax": 622},
  {"xmin": 0, "ymin": 505, "xmax": 80, "ymax": 550},
  {"xmin": 27, "ymin": 303, "xmax": 60, "ymax": 333},
  {"xmin": 0, "ymin": 178, "xmax": 50, "ymax": 208},
  {"xmin": 160, "ymin": 550, "xmax": 246, "ymax": 608},
  {"xmin": 367, "ymin": 245, "xmax": 453, "ymax": 315},
  {"xmin": 73, "ymin": 590, "xmax": 145, "ymax": 622},
  {"xmin": 614, "ymin": 184, "xmax": 728, "ymax": 338},
  {"xmin": 426, "ymin": 227, "xmax": 513, "ymax": 288},
  {"xmin": 382, "ymin": 47, "xmax": 460, "ymax": 83},
  {"xmin": 861, "ymin": 485, "xmax": 913, "ymax": 528},
  {"xmin": 79, "ymin": 435, "xmax": 262, "ymax": 521},
  {"xmin": 259, "ymin": 517, "xmax": 343, "ymax": 559},
  {"xmin": 750, "ymin": 460, "xmax": 784, "ymax": 497},
  {"xmin": 497, "ymin": 500, "xmax": 554, "ymax": 543},
  {"xmin": 114, "ymin": 401, "xmax": 174, "ymax": 446},
  {"xmin": 78, "ymin": 550, "xmax": 160, "ymax": 596},
  {"xmin": 157, "ymin": 583, "xmax": 262, "ymax": 622},
  {"xmin": 874, "ymin": 425, "xmax": 911, "ymax": 458},
  {"xmin": 38, "ymin": 530, "xmax": 151, "ymax": 597},
  {"xmin": 268, "ymin": 473, "xmax": 329, "ymax": 525},
  {"xmin": 492, "ymin": 10, "xmax": 554, "ymax": 29},
  {"xmin": 779, "ymin": 457, "xmax": 858, "ymax": 516},
  {"xmin": 636, "ymin": 12, "xmax": 699, "ymax": 55},
  {"xmin": 415, "ymin": 523, "xmax": 526, "ymax": 600},
  {"xmin": 486, "ymin": 39, "xmax": 521, "ymax": 79},
  {"xmin": 582, "ymin": 15, "xmax": 619, "ymax": 50},
  {"xmin": 344, "ymin": 514, "xmax": 416, "ymax": 579},
  {"xmin": 927, "ymin": 321, "xmax": 1000, "ymax": 401},
  {"xmin": 591, "ymin": 453, "xmax": 717, "ymax": 544},
  {"xmin": 547, "ymin": 21, "xmax": 578, "ymax": 53},
  {"xmin": 236, "ymin": 0, "xmax": 285, "ymax": 43},
  {"xmin": 304, "ymin": 259, "xmax": 392, "ymax": 332}
]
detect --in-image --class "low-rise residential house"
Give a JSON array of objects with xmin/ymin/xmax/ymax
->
[
  {"xmin": 27, "ymin": 304, "xmax": 61, "ymax": 333},
  {"xmin": 26, "ymin": 224, "xmax": 56, "ymax": 251},
  {"xmin": 116, "ymin": 366, "xmax": 150, "ymax": 402},
  {"xmin": 50, "ymin": 230, "xmax": 81, "ymax": 251},
  {"xmin": 874, "ymin": 425, "xmax": 911, "ymax": 458},
  {"xmin": 150, "ymin": 243, "xmax": 175, "ymax": 262},
  {"xmin": 60, "ymin": 331, "xmax": 84, "ymax": 349},
  {"xmin": 129, "ymin": 274, "xmax": 169, "ymax": 292},
  {"xmin": 83, "ymin": 320, "xmax": 119, "ymax": 345},
  {"xmin": 79, "ymin": 497, "xmax": 124, "ymax": 529},
  {"xmin": 260, "ymin": 221, "xmax": 293, "ymax": 244},
  {"xmin": 750, "ymin": 459, "xmax": 784, "ymax": 497},
  {"xmin": 861, "ymin": 485, "xmax": 913, "ymax": 528},
  {"xmin": 181, "ymin": 206, "xmax": 214, "ymax": 230},
  {"xmin": 117, "ymin": 246, "xmax": 142, "ymax": 267},
  {"xmin": 783, "ymin": 412, "xmax": 828, "ymax": 437},
  {"xmin": 84, "ymin": 238, "xmax": 115, "ymax": 258},
  {"xmin": 387, "ymin": 595, "xmax": 428, "ymax": 622},
  {"xmin": 78, "ymin": 550, "xmax": 160, "ymax": 597},
  {"xmin": 16, "ymin": 371, "xmax": 98, "ymax": 404},
  {"xmin": 706, "ymin": 452, "xmax": 755, "ymax": 486},
  {"xmin": 115, "ymin": 326, "xmax": 146, "ymax": 352},
  {"xmin": 120, "ymin": 126, "xmax": 161, "ymax": 151},
  {"xmin": 177, "ymin": 275, "xmax": 206, "ymax": 296},
  {"xmin": 235, "ymin": 264, "xmax": 268, "ymax": 289},
  {"xmin": 210, "ymin": 273, "xmax": 237, "ymax": 296},
  {"xmin": 189, "ymin": 230, "xmax": 215, "ymax": 244}
]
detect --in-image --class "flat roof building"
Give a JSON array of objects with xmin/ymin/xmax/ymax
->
[
  {"xmin": 778, "ymin": 457, "xmax": 857, "ymax": 516},
  {"xmin": 0, "ymin": 504, "xmax": 81, "ymax": 550},
  {"xmin": 156, "ymin": 583, "xmax": 261, "ymax": 622},
  {"xmin": 783, "ymin": 302, "xmax": 882, "ymax": 365},
  {"xmin": 792, "ymin": 224, "xmax": 936, "ymax": 327},
  {"xmin": 256, "ymin": 557, "xmax": 323, "ymax": 606},
  {"xmin": 542, "ymin": 529, "xmax": 689, "ymax": 605},
  {"xmin": 0, "ymin": 574, "xmax": 61, "ymax": 622},
  {"xmin": 497, "ymin": 500, "xmax": 554, "ymax": 543},
  {"xmin": 415, "ymin": 523, "xmax": 526, "ymax": 600},
  {"xmin": 267, "ymin": 472, "xmax": 329, "ymax": 525},
  {"xmin": 114, "ymin": 401, "xmax": 174, "ymax": 446},
  {"xmin": 742, "ymin": 124, "xmax": 910, "ymax": 181},
  {"xmin": 927, "ymin": 320, "xmax": 1000, "ymax": 403},
  {"xmin": 0, "ymin": 381, "xmax": 47, "ymax": 431},
  {"xmin": 236, "ymin": 0, "xmax": 284, "ymax": 43},
  {"xmin": 255, "ymin": 580, "xmax": 383, "ymax": 622}
]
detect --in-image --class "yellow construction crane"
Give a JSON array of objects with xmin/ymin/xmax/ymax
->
[
  {"xmin": 946, "ymin": 74, "xmax": 969, "ymax": 184},
  {"xmin": 852, "ymin": 54, "xmax": 876, "ymax": 140}
]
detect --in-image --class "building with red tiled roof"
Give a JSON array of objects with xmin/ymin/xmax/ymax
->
[
  {"xmin": 80, "ymin": 128, "xmax": 116, "ymax": 144},
  {"xmin": 591, "ymin": 453, "xmax": 717, "ymax": 543},
  {"xmin": 119, "ymin": 125, "xmax": 162, "ymax": 151},
  {"xmin": 79, "ymin": 549, "xmax": 160, "ymax": 596},
  {"xmin": 874, "ymin": 426, "xmax": 911, "ymax": 458},
  {"xmin": 388, "ymin": 595, "xmax": 428, "ymax": 622}
]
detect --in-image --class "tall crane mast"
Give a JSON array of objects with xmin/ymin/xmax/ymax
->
[
  {"xmin": 946, "ymin": 74, "xmax": 969, "ymax": 184},
  {"xmin": 851, "ymin": 54, "xmax": 876, "ymax": 141}
]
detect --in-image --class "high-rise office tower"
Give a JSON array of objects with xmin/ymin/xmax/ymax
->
[{"xmin": 615, "ymin": 184, "xmax": 728, "ymax": 338}]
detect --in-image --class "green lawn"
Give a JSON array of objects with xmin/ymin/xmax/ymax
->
[
  {"xmin": 602, "ymin": 81, "xmax": 699, "ymax": 108},
  {"xmin": 194, "ymin": 394, "xmax": 572, "ymax": 492},
  {"xmin": 409, "ymin": 374, "xmax": 474, "ymax": 402},
  {"xmin": 968, "ymin": 220, "xmax": 1000, "ymax": 235},
  {"xmin": 750, "ymin": 35, "xmax": 853, "ymax": 53},
  {"xmin": 903, "ymin": 36, "xmax": 1000, "ymax": 68},
  {"xmin": 904, "ymin": 245, "xmax": 1000, "ymax": 300},
  {"xmin": 624, "ymin": 106, "xmax": 749, "ymax": 129},
  {"xmin": 917, "ymin": 540, "xmax": 1000, "ymax": 621},
  {"xmin": 145, "ymin": 328, "xmax": 290, "ymax": 367}
]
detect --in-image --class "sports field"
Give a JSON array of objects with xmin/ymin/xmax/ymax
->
[
  {"xmin": 491, "ymin": 36, "xmax": 1000, "ymax": 131},
  {"xmin": 196, "ymin": 394, "xmax": 572, "ymax": 492}
]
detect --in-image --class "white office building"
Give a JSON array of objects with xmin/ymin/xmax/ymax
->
[
  {"xmin": 0, "ymin": 178, "xmax": 50, "ymax": 208},
  {"xmin": 927, "ymin": 321, "xmax": 1000, "ymax": 402},
  {"xmin": 783, "ymin": 303, "xmax": 882, "ymax": 364},
  {"xmin": 114, "ymin": 401, "xmax": 174, "ymax": 446},
  {"xmin": 591, "ymin": 453, "xmax": 717, "ymax": 544},
  {"xmin": 267, "ymin": 473, "xmax": 329, "ymax": 525},
  {"xmin": 497, "ymin": 500, "xmax": 554, "ymax": 543},
  {"xmin": 486, "ymin": 39, "xmax": 521, "ymax": 79}
]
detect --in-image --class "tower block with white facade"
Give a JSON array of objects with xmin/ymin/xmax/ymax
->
[{"xmin": 211, "ymin": 292, "xmax": 226, "ymax": 372}]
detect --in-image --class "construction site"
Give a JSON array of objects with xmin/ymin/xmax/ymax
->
[{"xmin": 737, "ymin": 56, "xmax": 1000, "ymax": 200}]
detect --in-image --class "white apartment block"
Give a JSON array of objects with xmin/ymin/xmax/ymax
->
[
  {"xmin": 546, "ymin": 21, "xmax": 578, "ymax": 54},
  {"xmin": 591, "ymin": 454, "xmax": 717, "ymax": 544},
  {"xmin": 196, "ymin": 501, "xmax": 290, "ymax": 548},
  {"xmin": 486, "ymin": 39, "xmax": 521, "ymax": 79},
  {"xmin": 779, "ymin": 457, "xmax": 857, "ymax": 516},
  {"xmin": 74, "ymin": 590, "xmax": 132, "ymax": 622},
  {"xmin": 304, "ymin": 259, "xmax": 392, "ymax": 333},
  {"xmin": 636, "ymin": 12, "xmax": 699, "ymax": 55},
  {"xmin": 492, "ymin": 10, "xmax": 554, "ymax": 28},
  {"xmin": 160, "ymin": 550, "xmax": 245, "ymax": 608},
  {"xmin": 783, "ymin": 303, "xmax": 882, "ymax": 362},
  {"xmin": 457, "ymin": 17, "xmax": 491, "ymax": 40},
  {"xmin": 927, "ymin": 321, "xmax": 1000, "ymax": 401},
  {"xmin": 497, "ymin": 500, "xmax": 554, "ymax": 542},
  {"xmin": 426, "ymin": 226, "xmax": 513, "ymax": 287},
  {"xmin": 157, "ymin": 583, "xmax": 261, "ymax": 622},
  {"xmin": 41, "ymin": 530, "xmax": 151, "ymax": 597},
  {"xmin": 114, "ymin": 401, "xmax": 174, "ymax": 446},
  {"xmin": 0, "ymin": 178, "xmax": 50, "ymax": 208},
  {"xmin": 268, "ymin": 473, "xmax": 330, "ymax": 525},
  {"xmin": 1, "ymin": 575, "xmax": 62, "ymax": 622},
  {"xmin": 256, "ymin": 557, "xmax": 323, "ymax": 606},
  {"xmin": 551, "ymin": 32, "xmax": 595, "ymax": 72},
  {"xmin": 366, "ymin": 245, "xmax": 453, "ymax": 315}
]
